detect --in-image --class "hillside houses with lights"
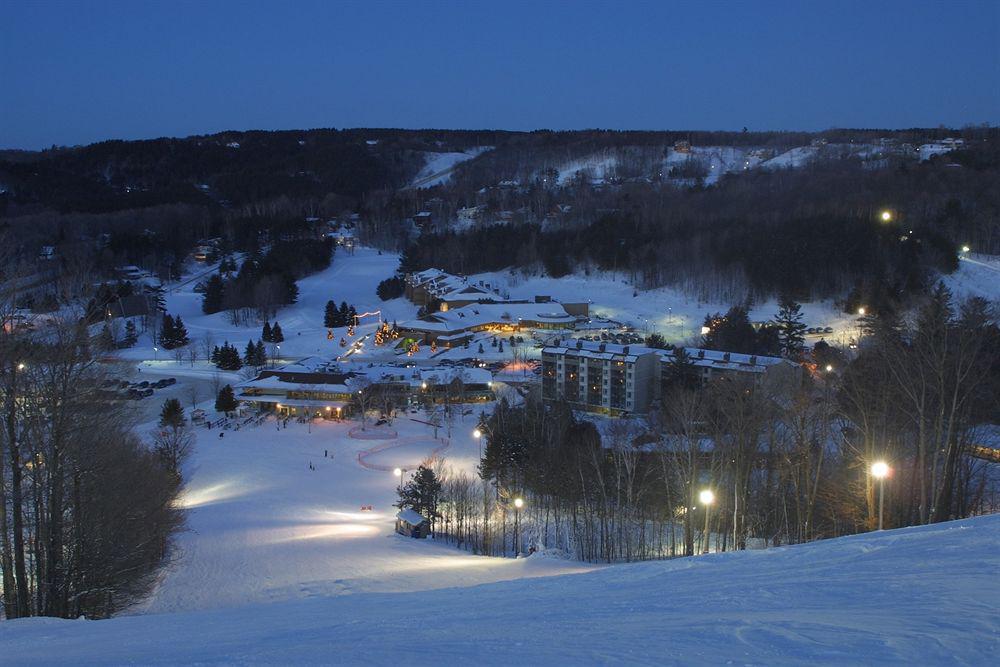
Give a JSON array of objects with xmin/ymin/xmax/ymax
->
[
  {"xmin": 541, "ymin": 339, "xmax": 800, "ymax": 416},
  {"xmin": 404, "ymin": 269, "xmax": 506, "ymax": 308}
]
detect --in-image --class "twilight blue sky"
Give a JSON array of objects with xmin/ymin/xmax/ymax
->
[{"xmin": 2, "ymin": 0, "xmax": 998, "ymax": 149}]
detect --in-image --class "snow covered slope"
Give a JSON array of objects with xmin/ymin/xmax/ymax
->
[
  {"xmin": 129, "ymin": 415, "xmax": 591, "ymax": 615},
  {"xmin": 943, "ymin": 254, "xmax": 1000, "ymax": 302},
  {"xmin": 411, "ymin": 147, "xmax": 492, "ymax": 188},
  {"xmin": 2, "ymin": 515, "xmax": 997, "ymax": 664}
]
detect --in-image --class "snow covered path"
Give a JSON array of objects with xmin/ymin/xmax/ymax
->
[
  {"xmin": 133, "ymin": 415, "xmax": 594, "ymax": 614},
  {"xmin": 4, "ymin": 515, "xmax": 997, "ymax": 664}
]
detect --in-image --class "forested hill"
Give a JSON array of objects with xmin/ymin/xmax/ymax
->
[
  {"xmin": 2, "ymin": 126, "xmax": 990, "ymax": 216},
  {"xmin": 0, "ymin": 129, "xmax": 470, "ymax": 215},
  {"xmin": 2, "ymin": 126, "xmax": 997, "ymax": 311}
]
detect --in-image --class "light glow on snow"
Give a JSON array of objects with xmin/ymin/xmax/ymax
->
[{"xmin": 179, "ymin": 479, "xmax": 265, "ymax": 509}]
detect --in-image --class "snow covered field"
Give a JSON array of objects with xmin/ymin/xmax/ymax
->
[
  {"xmin": 129, "ymin": 412, "xmax": 592, "ymax": 615},
  {"xmin": 3, "ymin": 512, "xmax": 997, "ymax": 663},
  {"xmin": 123, "ymin": 246, "xmax": 415, "ymax": 366}
]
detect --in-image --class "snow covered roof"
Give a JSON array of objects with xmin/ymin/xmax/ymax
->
[
  {"xmin": 240, "ymin": 357, "xmax": 494, "ymax": 394},
  {"xmin": 406, "ymin": 269, "xmax": 502, "ymax": 302},
  {"xmin": 545, "ymin": 339, "xmax": 789, "ymax": 373},
  {"xmin": 396, "ymin": 509, "xmax": 428, "ymax": 526},
  {"xmin": 401, "ymin": 302, "xmax": 576, "ymax": 334},
  {"xmin": 236, "ymin": 357, "xmax": 360, "ymax": 392},
  {"xmin": 341, "ymin": 363, "xmax": 493, "ymax": 388}
]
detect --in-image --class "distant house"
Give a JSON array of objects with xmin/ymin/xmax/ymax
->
[
  {"xmin": 110, "ymin": 294, "xmax": 157, "ymax": 320},
  {"xmin": 412, "ymin": 211, "xmax": 433, "ymax": 229},
  {"xmin": 673, "ymin": 140, "xmax": 692, "ymax": 154},
  {"xmin": 396, "ymin": 509, "xmax": 431, "ymax": 538}
]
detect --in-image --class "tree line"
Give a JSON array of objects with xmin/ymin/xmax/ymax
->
[
  {"xmin": 421, "ymin": 287, "xmax": 998, "ymax": 562},
  {"xmin": 0, "ymin": 318, "xmax": 184, "ymax": 619}
]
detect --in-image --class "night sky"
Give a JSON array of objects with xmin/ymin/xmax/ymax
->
[{"xmin": 2, "ymin": 0, "xmax": 998, "ymax": 149}]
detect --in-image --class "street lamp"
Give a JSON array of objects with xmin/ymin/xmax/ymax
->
[
  {"xmin": 857, "ymin": 307, "xmax": 866, "ymax": 316},
  {"xmin": 825, "ymin": 364, "xmax": 834, "ymax": 373},
  {"xmin": 699, "ymin": 489, "xmax": 714, "ymax": 554},
  {"xmin": 880, "ymin": 210, "xmax": 893, "ymax": 223},
  {"xmin": 513, "ymin": 497, "xmax": 524, "ymax": 554},
  {"xmin": 393, "ymin": 467, "xmax": 408, "ymax": 497},
  {"xmin": 871, "ymin": 461, "xmax": 890, "ymax": 530},
  {"xmin": 473, "ymin": 428, "xmax": 483, "ymax": 458},
  {"xmin": 153, "ymin": 346, "xmax": 158, "ymax": 361},
  {"xmin": 961, "ymin": 245, "xmax": 971, "ymax": 254}
]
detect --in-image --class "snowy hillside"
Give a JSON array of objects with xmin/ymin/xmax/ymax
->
[
  {"xmin": 474, "ymin": 269, "xmax": 859, "ymax": 345},
  {"xmin": 411, "ymin": 147, "xmax": 492, "ymax": 188},
  {"xmin": 943, "ymin": 254, "xmax": 1000, "ymax": 301},
  {"xmin": 2, "ymin": 514, "xmax": 997, "ymax": 663},
  {"xmin": 128, "ymin": 414, "xmax": 591, "ymax": 615},
  {"xmin": 556, "ymin": 151, "xmax": 620, "ymax": 185}
]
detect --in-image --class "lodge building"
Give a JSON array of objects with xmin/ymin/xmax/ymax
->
[{"xmin": 542, "ymin": 340, "xmax": 800, "ymax": 416}]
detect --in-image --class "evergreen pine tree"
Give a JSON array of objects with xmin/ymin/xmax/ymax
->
[
  {"xmin": 338, "ymin": 302, "xmax": 349, "ymax": 326},
  {"xmin": 160, "ymin": 314, "xmax": 177, "ymax": 348},
  {"xmin": 123, "ymin": 319, "xmax": 138, "ymax": 348},
  {"xmin": 663, "ymin": 348, "xmax": 700, "ymax": 391},
  {"xmin": 202, "ymin": 273, "xmax": 226, "ymax": 314},
  {"xmin": 99, "ymin": 322, "xmax": 116, "ymax": 351},
  {"xmin": 774, "ymin": 297, "xmax": 807, "ymax": 358},
  {"xmin": 262, "ymin": 320, "xmax": 273, "ymax": 342},
  {"xmin": 244, "ymin": 340, "xmax": 257, "ymax": 366},
  {"xmin": 255, "ymin": 340, "xmax": 267, "ymax": 367},
  {"xmin": 271, "ymin": 322, "xmax": 284, "ymax": 343},
  {"xmin": 215, "ymin": 385, "xmax": 239, "ymax": 414},
  {"xmin": 702, "ymin": 305, "xmax": 757, "ymax": 354},
  {"xmin": 211, "ymin": 345, "xmax": 220, "ymax": 365},
  {"xmin": 173, "ymin": 315, "xmax": 190, "ymax": 347},
  {"xmin": 283, "ymin": 274, "xmax": 299, "ymax": 304},
  {"xmin": 396, "ymin": 465, "xmax": 442, "ymax": 520},
  {"xmin": 645, "ymin": 332, "xmax": 668, "ymax": 349},
  {"xmin": 159, "ymin": 398, "xmax": 185, "ymax": 429},
  {"xmin": 324, "ymin": 300, "xmax": 338, "ymax": 328},
  {"xmin": 226, "ymin": 343, "xmax": 243, "ymax": 370}
]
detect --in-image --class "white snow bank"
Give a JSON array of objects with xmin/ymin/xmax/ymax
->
[{"xmin": 2, "ymin": 515, "xmax": 997, "ymax": 664}]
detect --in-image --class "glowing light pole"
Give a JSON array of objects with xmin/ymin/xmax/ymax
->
[
  {"xmin": 871, "ymin": 461, "xmax": 890, "ymax": 530},
  {"xmin": 513, "ymin": 497, "xmax": 524, "ymax": 555},
  {"xmin": 699, "ymin": 489, "xmax": 715, "ymax": 554},
  {"xmin": 393, "ymin": 467, "xmax": 405, "ymax": 498},
  {"xmin": 880, "ymin": 210, "xmax": 893, "ymax": 223},
  {"xmin": 473, "ymin": 428, "xmax": 483, "ymax": 459},
  {"xmin": 153, "ymin": 346, "xmax": 158, "ymax": 361}
]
